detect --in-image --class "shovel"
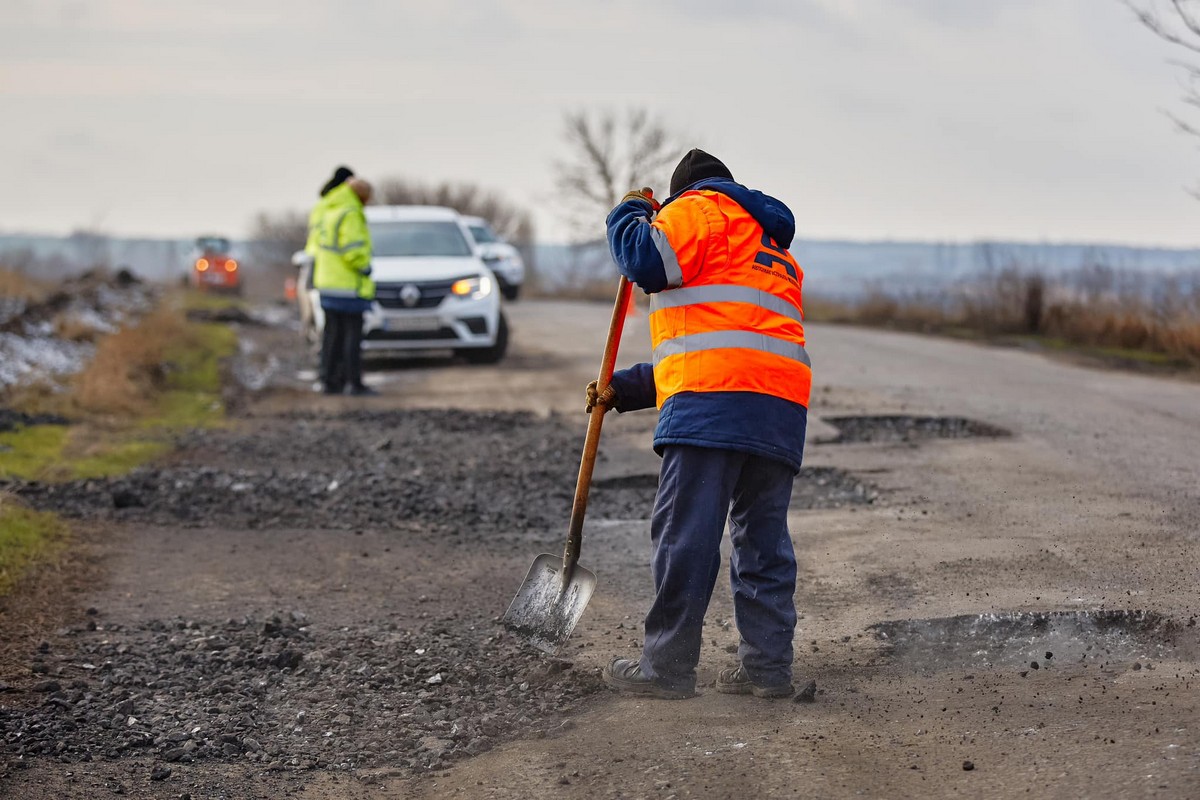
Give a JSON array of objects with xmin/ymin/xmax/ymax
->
[{"xmin": 503, "ymin": 275, "xmax": 635, "ymax": 653}]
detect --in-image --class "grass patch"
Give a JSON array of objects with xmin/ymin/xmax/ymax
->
[
  {"xmin": 182, "ymin": 289, "xmax": 243, "ymax": 313},
  {"xmin": 0, "ymin": 425, "xmax": 71, "ymax": 481},
  {"xmin": 1021, "ymin": 336, "xmax": 1191, "ymax": 369},
  {"xmin": 70, "ymin": 439, "xmax": 171, "ymax": 480},
  {"xmin": 0, "ymin": 498, "xmax": 67, "ymax": 595},
  {"xmin": 0, "ymin": 300, "xmax": 238, "ymax": 481}
]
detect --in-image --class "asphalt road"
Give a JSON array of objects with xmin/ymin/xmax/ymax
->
[
  {"xmin": 3, "ymin": 299, "xmax": 1198, "ymax": 799},
  {"xmin": 266, "ymin": 301, "xmax": 1200, "ymax": 798}
]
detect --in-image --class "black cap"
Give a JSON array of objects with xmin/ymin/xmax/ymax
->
[
  {"xmin": 669, "ymin": 149, "xmax": 733, "ymax": 196},
  {"xmin": 320, "ymin": 165, "xmax": 355, "ymax": 197}
]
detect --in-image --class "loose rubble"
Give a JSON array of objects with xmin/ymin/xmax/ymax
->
[
  {"xmin": 1, "ymin": 611, "xmax": 598, "ymax": 773},
  {"xmin": 8, "ymin": 410, "xmax": 879, "ymax": 530},
  {"xmin": 1, "ymin": 405, "xmax": 882, "ymax": 789}
]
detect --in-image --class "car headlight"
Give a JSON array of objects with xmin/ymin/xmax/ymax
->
[{"xmin": 451, "ymin": 275, "xmax": 493, "ymax": 299}]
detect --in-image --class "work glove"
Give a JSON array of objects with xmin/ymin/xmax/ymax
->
[
  {"xmin": 620, "ymin": 187, "xmax": 660, "ymax": 213},
  {"xmin": 585, "ymin": 380, "xmax": 618, "ymax": 413}
]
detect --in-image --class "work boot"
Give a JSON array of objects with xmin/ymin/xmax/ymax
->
[
  {"xmin": 603, "ymin": 658, "xmax": 694, "ymax": 700},
  {"xmin": 348, "ymin": 384, "xmax": 378, "ymax": 397},
  {"xmin": 716, "ymin": 665, "xmax": 794, "ymax": 698}
]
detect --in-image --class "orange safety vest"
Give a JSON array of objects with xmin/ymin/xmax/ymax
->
[{"xmin": 648, "ymin": 190, "xmax": 812, "ymax": 409}]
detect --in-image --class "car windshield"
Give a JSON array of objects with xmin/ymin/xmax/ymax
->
[
  {"xmin": 370, "ymin": 221, "xmax": 473, "ymax": 257},
  {"xmin": 196, "ymin": 236, "xmax": 231, "ymax": 254},
  {"xmin": 468, "ymin": 224, "xmax": 499, "ymax": 244}
]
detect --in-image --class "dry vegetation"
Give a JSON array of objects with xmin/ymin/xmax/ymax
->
[
  {"xmin": 72, "ymin": 307, "xmax": 185, "ymax": 416},
  {"xmin": 808, "ymin": 266, "xmax": 1200, "ymax": 368},
  {"xmin": 0, "ymin": 267, "xmax": 52, "ymax": 305}
]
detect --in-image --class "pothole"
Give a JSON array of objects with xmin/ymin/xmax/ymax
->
[
  {"xmin": 870, "ymin": 610, "xmax": 1198, "ymax": 672},
  {"xmin": 824, "ymin": 415, "xmax": 1010, "ymax": 443},
  {"xmin": 588, "ymin": 465, "xmax": 879, "ymax": 519}
]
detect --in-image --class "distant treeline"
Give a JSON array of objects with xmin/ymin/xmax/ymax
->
[{"xmin": 3, "ymin": 232, "xmax": 1199, "ymax": 300}]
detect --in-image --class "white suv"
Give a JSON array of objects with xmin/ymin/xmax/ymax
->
[
  {"xmin": 462, "ymin": 215, "xmax": 525, "ymax": 301},
  {"xmin": 303, "ymin": 206, "xmax": 508, "ymax": 364}
]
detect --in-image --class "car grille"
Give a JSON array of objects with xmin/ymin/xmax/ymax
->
[
  {"xmin": 374, "ymin": 278, "xmax": 468, "ymax": 310},
  {"xmin": 365, "ymin": 327, "xmax": 459, "ymax": 342}
]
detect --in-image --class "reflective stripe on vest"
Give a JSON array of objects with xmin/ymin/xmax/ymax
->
[
  {"xmin": 318, "ymin": 209, "xmax": 366, "ymax": 254},
  {"xmin": 649, "ymin": 284, "xmax": 804, "ymax": 326},
  {"xmin": 653, "ymin": 330, "xmax": 811, "ymax": 368},
  {"xmin": 648, "ymin": 224, "xmax": 684, "ymax": 288}
]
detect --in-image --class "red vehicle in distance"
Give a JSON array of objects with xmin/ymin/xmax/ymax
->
[{"xmin": 188, "ymin": 235, "xmax": 242, "ymax": 294}]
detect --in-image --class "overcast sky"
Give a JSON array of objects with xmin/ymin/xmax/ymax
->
[{"xmin": 3, "ymin": 0, "xmax": 1200, "ymax": 246}]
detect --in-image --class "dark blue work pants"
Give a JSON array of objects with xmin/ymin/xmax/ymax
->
[
  {"xmin": 320, "ymin": 309, "xmax": 364, "ymax": 393},
  {"xmin": 639, "ymin": 445, "xmax": 798, "ymax": 692}
]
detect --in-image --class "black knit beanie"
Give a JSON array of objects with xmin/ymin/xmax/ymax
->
[
  {"xmin": 320, "ymin": 165, "xmax": 355, "ymax": 197},
  {"xmin": 669, "ymin": 149, "xmax": 733, "ymax": 195}
]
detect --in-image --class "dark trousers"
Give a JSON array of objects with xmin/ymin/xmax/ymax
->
[
  {"xmin": 319, "ymin": 309, "xmax": 364, "ymax": 393},
  {"xmin": 639, "ymin": 445, "xmax": 798, "ymax": 692}
]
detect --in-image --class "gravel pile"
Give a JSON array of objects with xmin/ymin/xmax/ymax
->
[
  {"xmin": 9, "ymin": 410, "xmax": 880, "ymax": 530},
  {"xmin": 1, "ymin": 611, "xmax": 599, "ymax": 773},
  {"xmin": 824, "ymin": 415, "xmax": 1010, "ymax": 444},
  {"xmin": 9, "ymin": 410, "xmax": 584, "ymax": 532}
]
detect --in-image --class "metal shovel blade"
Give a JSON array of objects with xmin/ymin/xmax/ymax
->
[{"xmin": 502, "ymin": 554, "xmax": 597, "ymax": 654}]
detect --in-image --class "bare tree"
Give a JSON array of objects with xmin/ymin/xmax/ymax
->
[
  {"xmin": 373, "ymin": 178, "xmax": 535, "ymax": 248},
  {"xmin": 1128, "ymin": 0, "xmax": 1200, "ymax": 193},
  {"xmin": 553, "ymin": 109, "xmax": 684, "ymax": 241}
]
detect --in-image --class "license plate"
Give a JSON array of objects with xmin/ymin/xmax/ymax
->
[{"xmin": 383, "ymin": 316, "xmax": 440, "ymax": 332}]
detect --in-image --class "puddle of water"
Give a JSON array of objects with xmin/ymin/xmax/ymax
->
[
  {"xmin": 870, "ymin": 610, "xmax": 1197, "ymax": 671},
  {"xmin": 825, "ymin": 415, "xmax": 1010, "ymax": 444}
]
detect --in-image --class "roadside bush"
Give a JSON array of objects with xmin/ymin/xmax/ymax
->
[
  {"xmin": 73, "ymin": 308, "xmax": 190, "ymax": 416},
  {"xmin": 812, "ymin": 266, "xmax": 1200, "ymax": 367},
  {"xmin": 0, "ymin": 267, "xmax": 51, "ymax": 304}
]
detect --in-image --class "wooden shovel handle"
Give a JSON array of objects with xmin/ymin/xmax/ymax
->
[{"xmin": 561, "ymin": 276, "xmax": 634, "ymax": 588}]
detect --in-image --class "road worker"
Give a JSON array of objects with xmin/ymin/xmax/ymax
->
[
  {"xmin": 588, "ymin": 149, "xmax": 811, "ymax": 699},
  {"xmin": 312, "ymin": 175, "xmax": 375, "ymax": 395},
  {"xmin": 306, "ymin": 166, "xmax": 355, "ymax": 258},
  {"xmin": 305, "ymin": 166, "xmax": 354, "ymax": 390}
]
